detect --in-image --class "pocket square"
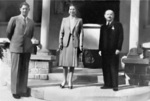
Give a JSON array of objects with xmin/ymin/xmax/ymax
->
[{"xmin": 112, "ymin": 26, "xmax": 115, "ymax": 30}]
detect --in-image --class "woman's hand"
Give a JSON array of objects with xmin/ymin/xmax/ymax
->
[
  {"xmin": 59, "ymin": 44, "xmax": 63, "ymax": 50},
  {"xmin": 80, "ymin": 46, "xmax": 83, "ymax": 52}
]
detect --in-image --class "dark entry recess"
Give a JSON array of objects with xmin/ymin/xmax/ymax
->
[
  {"xmin": 71, "ymin": 0, "xmax": 120, "ymax": 68},
  {"xmin": 73, "ymin": 0, "xmax": 120, "ymax": 24}
]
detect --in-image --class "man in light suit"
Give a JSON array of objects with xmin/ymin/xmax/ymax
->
[
  {"xmin": 99, "ymin": 10, "xmax": 124, "ymax": 91},
  {"xmin": 6, "ymin": 2, "xmax": 34, "ymax": 99}
]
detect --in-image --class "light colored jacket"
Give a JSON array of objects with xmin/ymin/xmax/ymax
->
[
  {"xmin": 59, "ymin": 17, "xmax": 83, "ymax": 48},
  {"xmin": 7, "ymin": 15, "xmax": 34, "ymax": 53}
]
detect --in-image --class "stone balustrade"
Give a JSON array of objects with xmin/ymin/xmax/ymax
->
[
  {"xmin": 0, "ymin": 38, "xmax": 57, "ymax": 80},
  {"xmin": 123, "ymin": 43, "xmax": 150, "ymax": 86},
  {"xmin": 29, "ymin": 54, "xmax": 56, "ymax": 80}
]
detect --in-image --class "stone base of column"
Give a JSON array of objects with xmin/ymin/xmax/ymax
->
[
  {"xmin": 37, "ymin": 48, "xmax": 50, "ymax": 56},
  {"xmin": 127, "ymin": 48, "xmax": 140, "ymax": 58},
  {"xmin": 29, "ymin": 50, "xmax": 56, "ymax": 80},
  {"xmin": 123, "ymin": 60, "xmax": 150, "ymax": 86},
  {"xmin": 122, "ymin": 49, "xmax": 150, "ymax": 86}
]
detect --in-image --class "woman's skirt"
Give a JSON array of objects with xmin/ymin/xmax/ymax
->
[{"xmin": 59, "ymin": 35, "xmax": 79, "ymax": 67}]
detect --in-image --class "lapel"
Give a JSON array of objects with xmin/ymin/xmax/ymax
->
[
  {"xmin": 109, "ymin": 21, "xmax": 114, "ymax": 28},
  {"xmin": 67, "ymin": 17, "xmax": 79, "ymax": 34},
  {"xmin": 104, "ymin": 21, "xmax": 115, "ymax": 31},
  {"xmin": 18, "ymin": 15, "xmax": 26, "ymax": 27},
  {"xmin": 18, "ymin": 15, "xmax": 29, "ymax": 35},
  {"xmin": 24, "ymin": 18, "xmax": 29, "ymax": 34}
]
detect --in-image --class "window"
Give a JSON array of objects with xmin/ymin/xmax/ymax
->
[
  {"xmin": 148, "ymin": 1, "xmax": 150, "ymax": 25},
  {"xmin": 0, "ymin": 0, "xmax": 25, "ymax": 22},
  {"xmin": 33, "ymin": 0, "xmax": 42, "ymax": 23}
]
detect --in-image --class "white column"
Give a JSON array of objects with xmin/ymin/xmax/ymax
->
[
  {"xmin": 129, "ymin": 0, "xmax": 140, "ymax": 50},
  {"xmin": 127, "ymin": 0, "xmax": 140, "ymax": 57},
  {"xmin": 40, "ymin": 0, "xmax": 51, "ymax": 53},
  {"xmin": 26, "ymin": 0, "xmax": 34, "ymax": 19}
]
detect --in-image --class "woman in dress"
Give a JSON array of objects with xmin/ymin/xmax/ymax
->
[{"xmin": 59, "ymin": 4, "xmax": 83, "ymax": 89}]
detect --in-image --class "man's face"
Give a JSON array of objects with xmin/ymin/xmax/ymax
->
[
  {"xmin": 104, "ymin": 10, "xmax": 114, "ymax": 22},
  {"xmin": 20, "ymin": 5, "xmax": 30, "ymax": 17},
  {"xmin": 69, "ymin": 6, "xmax": 76, "ymax": 16}
]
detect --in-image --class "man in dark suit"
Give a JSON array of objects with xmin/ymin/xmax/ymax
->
[
  {"xmin": 99, "ymin": 10, "xmax": 124, "ymax": 91},
  {"xmin": 6, "ymin": 2, "xmax": 34, "ymax": 99}
]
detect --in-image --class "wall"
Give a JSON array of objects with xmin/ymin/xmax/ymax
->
[
  {"xmin": 48, "ymin": 1, "xmax": 68, "ymax": 50},
  {"xmin": 0, "ymin": 23, "xmax": 41, "ymax": 41},
  {"xmin": 119, "ymin": 0, "xmax": 150, "ymax": 54},
  {"xmin": 139, "ymin": 0, "xmax": 150, "ymax": 45},
  {"xmin": 0, "ymin": 0, "xmax": 131, "ymax": 53},
  {"xmin": 119, "ymin": 0, "xmax": 131, "ymax": 54},
  {"xmin": 49, "ymin": 0, "xmax": 131, "ymax": 53},
  {"xmin": 0, "ymin": 23, "xmax": 7, "ymax": 38}
]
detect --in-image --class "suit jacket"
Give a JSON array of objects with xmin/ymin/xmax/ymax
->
[
  {"xmin": 99, "ymin": 21, "xmax": 123, "ymax": 54},
  {"xmin": 59, "ymin": 17, "xmax": 83, "ymax": 48},
  {"xmin": 6, "ymin": 15, "xmax": 34, "ymax": 53}
]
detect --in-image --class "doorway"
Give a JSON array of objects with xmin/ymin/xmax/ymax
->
[
  {"xmin": 74, "ymin": 0, "xmax": 120, "ymax": 24},
  {"xmin": 72, "ymin": 0, "xmax": 120, "ymax": 68}
]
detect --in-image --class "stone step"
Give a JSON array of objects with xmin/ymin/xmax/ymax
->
[
  {"xmin": 47, "ymin": 72, "xmax": 125, "ymax": 85},
  {"xmin": 5, "ymin": 77, "xmax": 150, "ymax": 101},
  {"xmin": 28, "ymin": 68, "xmax": 102, "ymax": 79},
  {"xmin": 51, "ymin": 67, "xmax": 102, "ymax": 73},
  {"xmin": 28, "ymin": 74, "xmax": 125, "ymax": 90},
  {"xmin": 29, "ymin": 68, "xmax": 126, "ymax": 85},
  {"xmin": 28, "ymin": 80, "xmax": 150, "ymax": 101}
]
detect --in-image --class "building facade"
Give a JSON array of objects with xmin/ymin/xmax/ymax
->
[{"xmin": 0, "ymin": 0, "xmax": 150, "ymax": 67}]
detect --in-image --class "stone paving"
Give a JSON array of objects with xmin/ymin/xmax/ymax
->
[
  {"xmin": 0, "ymin": 84, "xmax": 45, "ymax": 101},
  {"xmin": 0, "ymin": 60, "xmax": 45, "ymax": 101},
  {"xmin": 1, "ymin": 59, "xmax": 150, "ymax": 101},
  {"xmin": 28, "ymin": 80, "xmax": 150, "ymax": 101}
]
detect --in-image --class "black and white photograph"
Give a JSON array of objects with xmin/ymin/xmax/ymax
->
[{"xmin": 0, "ymin": 0, "xmax": 150, "ymax": 101}]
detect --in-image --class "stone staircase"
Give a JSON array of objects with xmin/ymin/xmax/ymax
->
[
  {"xmin": 28, "ymin": 68, "xmax": 150, "ymax": 101},
  {"xmin": 46, "ymin": 67, "xmax": 125, "ymax": 85},
  {"xmin": 1, "ymin": 50, "xmax": 150, "ymax": 101},
  {"xmin": 1, "ymin": 61, "xmax": 150, "ymax": 101},
  {"xmin": 29, "ymin": 84, "xmax": 150, "ymax": 101}
]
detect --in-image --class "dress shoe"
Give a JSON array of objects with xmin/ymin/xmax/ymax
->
[
  {"xmin": 21, "ymin": 93, "xmax": 30, "ymax": 97},
  {"xmin": 60, "ymin": 84, "xmax": 65, "ymax": 88},
  {"xmin": 22, "ymin": 87, "xmax": 31, "ymax": 97},
  {"xmin": 12, "ymin": 94, "xmax": 21, "ymax": 99},
  {"xmin": 68, "ymin": 86, "xmax": 73, "ymax": 89},
  {"xmin": 113, "ymin": 87, "xmax": 118, "ymax": 91},
  {"xmin": 20, "ymin": 88, "xmax": 31, "ymax": 97},
  {"xmin": 101, "ymin": 86, "xmax": 111, "ymax": 89},
  {"xmin": 20, "ymin": 92, "xmax": 30, "ymax": 97}
]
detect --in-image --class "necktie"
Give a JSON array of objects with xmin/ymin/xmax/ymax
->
[
  {"xmin": 24, "ymin": 18, "xmax": 26, "ymax": 28},
  {"xmin": 107, "ymin": 22, "xmax": 110, "ymax": 26},
  {"xmin": 106, "ymin": 22, "xmax": 109, "ymax": 27},
  {"xmin": 24, "ymin": 18, "xmax": 27, "ymax": 34}
]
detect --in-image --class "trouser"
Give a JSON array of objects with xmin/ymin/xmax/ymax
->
[
  {"xmin": 102, "ymin": 53, "xmax": 119, "ymax": 88},
  {"xmin": 11, "ymin": 52, "xmax": 31, "ymax": 94}
]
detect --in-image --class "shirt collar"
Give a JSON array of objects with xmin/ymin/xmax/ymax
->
[
  {"xmin": 20, "ymin": 14, "xmax": 28, "ymax": 20},
  {"xmin": 106, "ymin": 20, "xmax": 113, "ymax": 25}
]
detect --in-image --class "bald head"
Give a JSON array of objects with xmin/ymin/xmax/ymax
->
[{"xmin": 104, "ymin": 10, "xmax": 114, "ymax": 22}]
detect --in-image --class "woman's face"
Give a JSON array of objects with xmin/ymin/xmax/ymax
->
[{"xmin": 69, "ymin": 5, "xmax": 76, "ymax": 16}]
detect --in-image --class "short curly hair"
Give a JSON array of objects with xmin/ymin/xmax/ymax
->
[{"xmin": 19, "ymin": 2, "xmax": 30, "ymax": 8}]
